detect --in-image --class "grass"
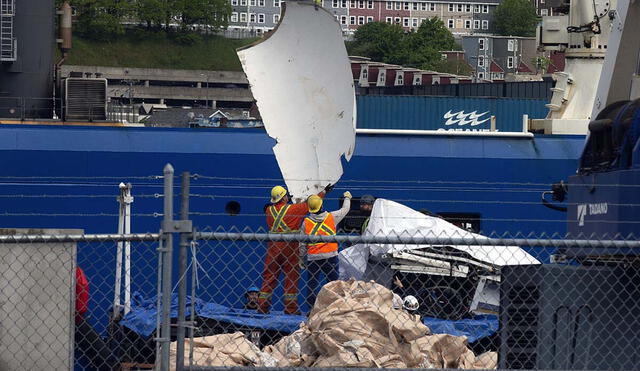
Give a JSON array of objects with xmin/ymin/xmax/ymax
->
[{"xmin": 62, "ymin": 30, "xmax": 258, "ymax": 71}]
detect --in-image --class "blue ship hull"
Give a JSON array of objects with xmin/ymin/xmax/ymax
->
[{"xmin": 0, "ymin": 124, "xmax": 584, "ymax": 334}]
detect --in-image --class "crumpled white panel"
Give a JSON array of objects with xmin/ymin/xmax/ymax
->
[
  {"xmin": 365, "ymin": 199, "xmax": 540, "ymax": 266},
  {"xmin": 237, "ymin": 1, "xmax": 356, "ymax": 200}
]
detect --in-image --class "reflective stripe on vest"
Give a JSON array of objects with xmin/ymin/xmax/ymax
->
[
  {"xmin": 303, "ymin": 213, "xmax": 338, "ymax": 255},
  {"xmin": 269, "ymin": 204, "xmax": 299, "ymax": 233}
]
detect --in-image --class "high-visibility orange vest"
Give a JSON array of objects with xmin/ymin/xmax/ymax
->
[
  {"xmin": 303, "ymin": 213, "xmax": 338, "ymax": 255},
  {"xmin": 268, "ymin": 205, "xmax": 300, "ymax": 233}
]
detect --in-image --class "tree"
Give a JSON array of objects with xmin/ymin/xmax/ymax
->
[
  {"xmin": 136, "ymin": 0, "xmax": 168, "ymax": 29},
  {"xmin": 348, "ymin": 22, "xmax": 406, "ymax": 64},
  {"xmin": 492, "ymin": 0, "xmax": 539, "ymax": 37},
  {"xmin": 348, "ymin": 18, "xmax": 461, "ymax": 71},
  {"xmin": 72, "ymin": 0, "xmax": 131, "ymax": 40}
]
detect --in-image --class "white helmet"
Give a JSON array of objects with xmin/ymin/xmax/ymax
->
[
  {"xmin": 403, "ymin": 295, "xmax": 419, "ymax": 311},
  {"xmin": 392, "ymin": 293, "xmax": 403, "ymax": 310}
]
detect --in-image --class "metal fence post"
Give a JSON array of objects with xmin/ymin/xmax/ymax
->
[
  {"xmin": 160, "ymin": 163, "xmax": 174, "ymax": 371},
  {"xmin": 176, "ymin": 172, "xmax": 190, "ymax": 370}
]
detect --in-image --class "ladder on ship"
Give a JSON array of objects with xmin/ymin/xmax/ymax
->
[{"xmin": 0, "ymin": 0, "xmax": 16, "ymax": 62}]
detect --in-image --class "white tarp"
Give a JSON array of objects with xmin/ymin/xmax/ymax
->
[
  {"xmin": 339, "ymin": 199, "xmax": 539, "ymax": 280},
  {"xmin": 237, "ymin": 2, "xmax": 356, "ymax": 200},
  {"xmin": 364, "ymin": 199, "xmax": 540, "ymax": 266}
]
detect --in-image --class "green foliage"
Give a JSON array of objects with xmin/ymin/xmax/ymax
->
[
  {"xmin": 66, "ymin": 0, "xmax": 231, "ymax": 40},
  {"xmin": 532, "ymin": 56, "xmax": 551, "ymax": 73},
  {"xmin": 492, "ymin": 0, "xmax": 539, "ymax": 37},
  {"xmin": 61, "ymin": 30, "xmax": 257, "ymax": 71},
  {"xmin": 72, "ymin": 0, "xmax": 131, "ymax": 40},
  {"xmin": 173, "ymin": 32, "xmax": 203, "ymax": 45},
  {"xmin": 348, "ymin": 19, "xmax": 460, "ymax": 71}
]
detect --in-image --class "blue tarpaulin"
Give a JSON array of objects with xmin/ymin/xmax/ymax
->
[
  {"xmin": 121, "ymin": 293, "xmax": 497, "ymax": 342},
  {"xmin": 423, "ymin": 314, "xmax": 499, "ymax": 343}
]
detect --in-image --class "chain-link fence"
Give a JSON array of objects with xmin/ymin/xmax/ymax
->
[
  {"xmin": 171, "ymin": 229, "xmax": 640, "ymax": 370},
  {"xmin": 0, "ymin": 166, "xmax": 638, "ymax": 370},
  {"xmin": 0, "ymin": 232, "xmax": 161, "ymax": 370}
]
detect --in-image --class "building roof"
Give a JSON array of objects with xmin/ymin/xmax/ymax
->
[
  {"xmin": 517, "ymin": 61, "xmax": 534, "ymax": 74},
  {"xmin": 490, "ymin": 60, "xmax": 504, "ymax": 73},
  {"xmin": 144, "ymin": 107, "xmax": 253, "ymax": 127}
]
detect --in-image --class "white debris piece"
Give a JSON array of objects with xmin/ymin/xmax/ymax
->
[
  {"xmin": 364, "ymin": 199, "xmax": 540, "ymax": 266},
  {"xmin": 237, "ymin": 1, "xmax": 356, "ymax": 200}
]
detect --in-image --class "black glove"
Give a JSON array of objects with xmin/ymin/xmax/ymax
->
[{"xmin": 324, "ymin": 183, "xmax": 334, "ymax": 193}]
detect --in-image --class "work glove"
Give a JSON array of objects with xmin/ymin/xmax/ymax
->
[
  {"xmin": 324, "ymin": 183, "xmax": 334, "ymax": 193},
  {"xmin": 343, "ymin": 191, "xmax": 352, "ymax": 199}
]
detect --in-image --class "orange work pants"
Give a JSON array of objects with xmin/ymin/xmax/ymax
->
[{"xmin": 258, "ymin": 241, "xmax": 300, "ymax": 314}]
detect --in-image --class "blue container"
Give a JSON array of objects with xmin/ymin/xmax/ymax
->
[{"xmin": 356, "ymin": 96, "xmax": 549, "ymax": 132}]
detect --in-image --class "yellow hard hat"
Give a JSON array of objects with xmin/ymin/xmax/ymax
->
[
  {"xmin": 270, "ymin": 185, "xmax": 287, "ymax": 203},
  {"xmin": 307, "ymin": 195, "xmax": 323, "ymax": 213}
]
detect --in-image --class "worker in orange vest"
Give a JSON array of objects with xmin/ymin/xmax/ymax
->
[
  {"xmin": 302, "ymin": 191, "xmax": 352, "ymax": 309},
  {"xmin": 259, "ymin": 184, "xmax": 333, "ymax": 314}
]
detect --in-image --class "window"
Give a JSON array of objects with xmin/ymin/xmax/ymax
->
[
  {"xmin": 412, "ymin": 18, "xmax": 418, "ymax": 27},
  {"xmin": 340, "ymin": 15, "xmax": 347, "ymax": 24},
  {"xmin": 448, "ymin": 4, "xmax": 454, "ymax": 11},
  {"xmin": 478, "ymin": 38, "xmax": 485, "ymax": 50},
  {"xmin": 507, "ymin": 56, "xmax": 515, "ymax": 69},
  {"xmin": 404, "ymin": 2, "xmax": 409, "ymax": 9},
  {"xmin": 465, "ymin": 4, "xmax": 471, "ymax": 12},
  {"xmin": 457, "ymin": 4, "xmax": 463, "ymax": 12},
  {"xmin": 231, "ymin": 12, "xmax": 238, "ymax": 22},
  {"xmin": 358, "ymin": 16, "xmax": 365, "ymax": 24},
  {"xmin": 395, "ymin": 2, "xmax": 401, "ymax": 9},
  {"xmin": 473, "ymin": 19, "xmax": 479, "ymax": 29},
  {"xmin": 240, "ymin": 0, "xmax": 246, "ymax": 6},
  {"xmin": 413, "ymin": 2, "xmax": 418, "ymax": 10},
  {"xmin": 413, "ymin": 74, "xmax": 422, "ymax": 85},
  {"xmin": 507, "ymin": 39, "xmax": 515, "ymax": 51},
  {"xmin": 474, "ymin": 5, "xmax": 480, "ymax": 13},
  {"xmin": 378, "ymin": 71, "xmax": 386, "ymax": 85},
  {"xmin": 464, "ymin": 19, "xmax": 471, "ymax": 29},
  {"xmin": 231, "ymin": 0, "xmax": 238, "ymax": 5},
  {"xmin": 332, "ymin": 0, "xmax": 338, "ymax": 7},
  {"xmin": 441, "ymin": 53, "xmax": 447, "ymax": 60},
  {"xmin": 240, "ymin": 12, "xmax": 247, "ymax": 22},
  {"xmin": 478, "ymin": 57, "xmax": 484, "ymax": 67},
  {"xmin": 447, "ymin": 19, "xmax": 454, "ymax": 28},
  {"xmin": 273, "ymin": 14, "xmax": 280, "ymax": 23},
  {"xmin": 367, "ymin": 16, "xmax": 374, "ymax": 22},
  {"xmin": 403, "ymin": 17, "xmax": 410, "ymax": 27},
  {"xmin": 250, "ymin": 0, "xmax": 256, "ymax": 6},
  {"xmin": 482, "ymin": 20, "xmax": 488, "ymax": 29},
  {"xmin": 350, "ymin": 16, "xmax": 356, "ymax": 24},
  {"xmin": 482, "ymin": 5, "xmax": 489, "ymax": 13},
  {"xmin": 361, "ymin": 67, "xmax": 368, "ymax": 79},
  {"xmin": 258, "ymin": 0, "xmax": 265, "ymax": 6},
  {"xmin": 386, "ymin": 1, "xmax": 392, "ymax": 9},
  {"xmin": 430, "ymin": 3, "xmax": 436, "ymax": 11},
  {"xmin": 257, "ymin": 13, "xmax": 264, "ymax": 23},
  {"xmin": 421, "ymin": 17, "xmax": 426, "ymax": 24},
  {"xmin": 350, "ymin": 0, "xmax": 356, "ymax": 7},
  {"xmin": 394, "ymin": 17, "xmax": 401, "ymax": 24},
  {"xmin": 386, "ymin": 16, "xmax": 392, "ymax": 23},
  {"xmin": 477, "ymin": 72, "xmax": 485, "ymax": 80},
  {"xmin": 541, "ymin": 8, "xmax": 548, "ymax": 16},
  {"xmin": 396, "ymin": 73, "xmax": 403, "ymax": 85},
  {"xmin": 358, "ymin": 0, "xmax": 364, "ymax": 8},
  {"xmin": 274, "ymin": 0, "xmax": 280, "ymax": 6},
  {"xmin": 249, "ymin": 13, "xmax": 256, "ymax": 22},
  {"xmin": 368, "ymin": 0, "xmax": 374, "ymax": 8},
  {"xmin": 341, "ymin": 0, "xmax": 347, "ymax": 7}
]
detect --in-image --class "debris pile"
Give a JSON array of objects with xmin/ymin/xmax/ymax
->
[{"xmin": 170, "ymin": 280, "xmax": 497, "ymax": 369}]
